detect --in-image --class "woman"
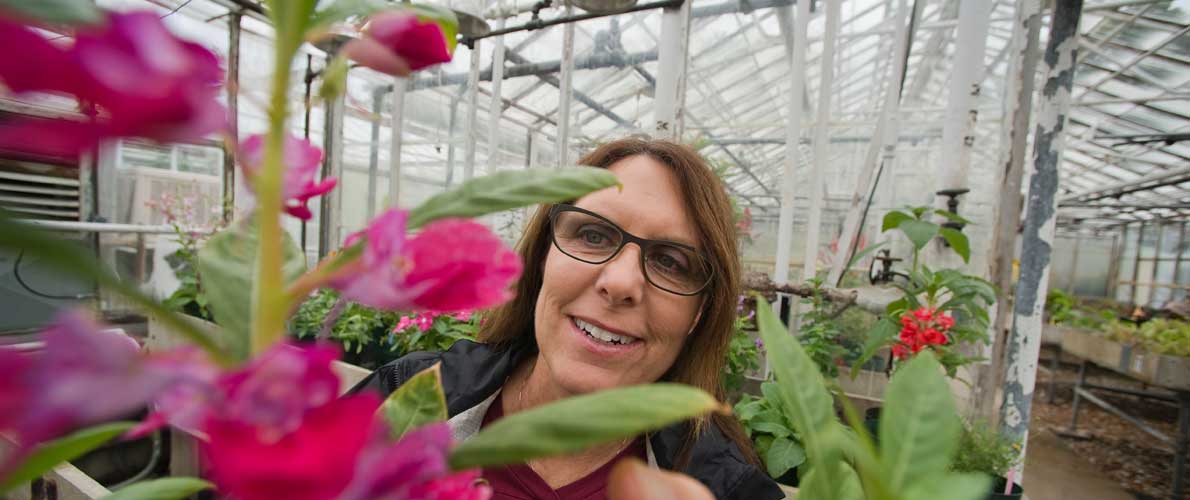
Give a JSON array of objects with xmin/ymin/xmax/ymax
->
[{"xmin": 355, "ymin": 137, "xmax": 783, "ymax": 500}]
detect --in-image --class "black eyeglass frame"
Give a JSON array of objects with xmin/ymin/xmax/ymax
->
[{"xmin": 547, "ymin": 204, "xmax": 715, "ymax": 296}]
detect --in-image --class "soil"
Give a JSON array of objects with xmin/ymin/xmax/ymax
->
[{"xmin": 1032, "ymin": 350, "xmax": 1186, "ymax": 500}]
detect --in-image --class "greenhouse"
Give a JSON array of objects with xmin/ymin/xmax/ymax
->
[{"xmin": 0, "ymin": 0, "xmax": 1188, "ymax": 499}]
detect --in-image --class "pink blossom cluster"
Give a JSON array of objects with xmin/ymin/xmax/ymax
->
[
  {"xmin": 892, "ymin": 307, "xmax": 955, "ymax": 360},
  {"xmin": 0, "ymin": 312, "xmax": 490, "ymax": 500},
  {"xmin": 394, "ymin": 311, "xmax": 474, "ymax": 335}
]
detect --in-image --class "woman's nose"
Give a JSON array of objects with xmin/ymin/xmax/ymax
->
[{"xmin": 596, "ymin": 243, "xmax": 647, "ymax": 306}]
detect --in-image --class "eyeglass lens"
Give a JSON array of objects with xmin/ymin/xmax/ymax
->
[{"xmin": 552, "ymin": 208, "xmax": 711, "ymax": 294}]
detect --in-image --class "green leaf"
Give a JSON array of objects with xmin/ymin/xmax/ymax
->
[
  {"xmin": 0, "ymin": 422, "xmax": 133, "ymax": 493},
  {"xmin": 880, "ymin": 354, "xmax": 962, "ymax": 495},
  {"xmin": 938, "ymin": 227, "xmax": 971, "ymax": 263},
  {"xmin": 881, "ymin": 211, "xmax": 914, "ymax": 233},
  {"xmin": 903, "ymin": 472, "xmax": 992, "ymax": 500},
  {"xmin": 381, "ymin": 363, "xmax": 448, "ymax": 439},
  {"xmin": 103, "ymin": 478, "xmax": 213, "ymax": 500},
  {"xmin": 196, "ymin": 217, "xmax": 306, "ymax": 361},
  {"xmin": 765, "ymin": 437, "xmax": 806, "ymax": 478},
  {"xmin": 449, "ymin": 384, "xmax": 719, "ymax": 470},
  {"xmin": 934, "ymin": 209, "xmax": 974, "ymax": 226},
  {"xmin": 752, "ymin": 297, "xmax": 835, "ymax": 457},
  {"xmin": 0, "ymin": 212, "xmax": 227, "ymax": 363},
  {"xmin": 408, "ymin": 167, "xmax": 620, "ymax": 229},
  {"xmin": 850, "ymin": 318, "xmax": 897, "ymax": 377},
  {"xmin": 898, "ymin": 219, "xmax": 941, "ymax": 251},
  {"xmin": 0, "ymin": 0, "xmax": 102, "ymax": 24}
]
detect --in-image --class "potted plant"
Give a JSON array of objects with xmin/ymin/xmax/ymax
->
[{"xmin": 950, "ymin": 421, "xmax": 1023, "ymax": 499}]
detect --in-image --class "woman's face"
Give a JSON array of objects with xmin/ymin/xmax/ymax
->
[{"xmin": 534, "ymin": 154, "xmax": 704, "ymax": 396}]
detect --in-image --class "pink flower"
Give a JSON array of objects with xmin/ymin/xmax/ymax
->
[
  {"xmin": 0, "ymin": 312, "xmax": 207, "ymax": 471},
  {"xmin": 340, "ymin": 423, "xmax": 490, "ymax": 500},
  {"xmin": 332, "ymin": 210, "xmax": 521, "ymax": 312},
  {"xmin": 0, "ymin": 12, "xmax": 226, "ymax": 158},
  {"xmin": 912, "ymin": 307, "xmax": 936, "ymax": 322},
  {"xmin": 202, "ymin": 394, "xmax": 382, "ymax": 500},
  {"xmin": 344, "ymin": 11, "xmax": 454, "ymax": 76},
  {"xmin": 403, "ymin": 219, "xmax": 522, "ymax": 311},
  {"xmin": 239, "ymin": 134, "xmax": 336, "ymax": 220}
]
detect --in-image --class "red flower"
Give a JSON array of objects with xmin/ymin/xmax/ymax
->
[
  {"xmin": 239, "ymin": 134, "xmax": 336, "ymax": 221},
  {"xmin": 937, "ymin": 313, "xmax": 955, "ymax": 330},
  {"xmin": 912, "ymin": 307, "xmax": 935, "ymax": 322},
  {"xmin": 923, "ymin": 328, "xmax": 948, "ymax": 346},
  {"xmin": 201, "ymin": 395, "xmax": 381, "ymax": 500},
  {"xmin": 0, "ymin": 12, "xmax": 226, "ymax": 158}
]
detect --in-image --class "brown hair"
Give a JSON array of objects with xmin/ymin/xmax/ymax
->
[{"xmin": 478, "ymin": 136, "xmax": 760, "ymax": 470}]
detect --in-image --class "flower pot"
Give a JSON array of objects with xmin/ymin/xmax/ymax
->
[
  {"xmin": 863, "ymin": 407, "xmax": 881, "ymax": 444},
  {"xmin": 988, "ymin": 477, "xmax": 1023, "ymax": 500}
]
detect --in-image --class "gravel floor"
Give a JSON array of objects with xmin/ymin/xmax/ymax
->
[{"xmin": 1032, "ymin": 353, "xmax": 1186, "ymax": 500}]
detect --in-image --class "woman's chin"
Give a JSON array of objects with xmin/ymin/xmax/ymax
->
[{"xmin": 553, "ymin": 360, "xmax": 634, "ymax": 395}]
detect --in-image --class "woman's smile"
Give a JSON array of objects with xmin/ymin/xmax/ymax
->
[{"xmin": 568, "ymin": 314, "xmax": 644, "ymax": 357}]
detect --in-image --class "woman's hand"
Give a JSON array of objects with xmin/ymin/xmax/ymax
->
[{"xmin": 608, "ymin": 458, "xmax": 714, "ymax": 500}]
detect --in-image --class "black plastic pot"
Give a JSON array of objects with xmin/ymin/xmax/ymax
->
[
  {"xmin": 863, "ymin": 407, "xmax": 881, "ymax": 445},
  {"xmin": 988, "ymin": 477, "xmax": 1023, "ymax": 500}
]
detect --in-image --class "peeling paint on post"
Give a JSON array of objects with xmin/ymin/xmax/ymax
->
[{"xmin": 1000, "ymin": 0, "xmax": 1083, "ymax": 476}]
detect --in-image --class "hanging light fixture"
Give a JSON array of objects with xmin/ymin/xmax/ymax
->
[{"xmin": 572, "ymin": 0, "xmax": 638, "ymax": 14}]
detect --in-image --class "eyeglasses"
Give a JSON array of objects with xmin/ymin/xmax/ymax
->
[{"xmin": 548, "ymin": 204, "xmax": 714, "ymax": 296}]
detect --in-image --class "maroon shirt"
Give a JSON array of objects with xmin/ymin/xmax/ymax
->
[{"xmin": 479, "ymin": 391, "xmax": 646, "ymax": 500}]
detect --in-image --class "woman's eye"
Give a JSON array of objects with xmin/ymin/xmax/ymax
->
[
  {"xmin": 577, "ymin": 227, "xmax": 613, "ymax": 246},
  {"xmin": 582, "ymin": 231, "xmax": 605, "ymax": 244},
  {"xmin": 653, "ymin": 251, "xmax": 688, "ymax": 273}
]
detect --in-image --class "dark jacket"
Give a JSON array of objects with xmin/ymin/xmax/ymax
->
[{"xmin": 352, "ymin": 339, "xmax": 784, "ymax": 500}]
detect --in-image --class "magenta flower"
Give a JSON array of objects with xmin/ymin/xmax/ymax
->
[
  {"xmin": 0, "ymin": 311, "xmax": 209, "ymax": 473},
  {"xmin": 202, "ymin": 394, "xmax": 382, "ymax": 500},
  {"xmin": 239, "ymin": 134, "xmax": 336, "ymax": 220},
  {"xmin": 339, "ymin": 423, "xmax": 490, "ymax": 500},
  {"xmin": 332, "ymin": 210, "xmax": 521, "ymax": 312},
  {"xmin": 0, "ymin": 12, "xmax": 226, "ymax": 158},
  {"xmin": 344, "ymin": 11, "xmax": 454, "ymax": 76}
]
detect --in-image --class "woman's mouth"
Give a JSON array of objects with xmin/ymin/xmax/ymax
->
[{"xmin": 568, "ymin": 316, "xmax": 642, "ymax": 352}]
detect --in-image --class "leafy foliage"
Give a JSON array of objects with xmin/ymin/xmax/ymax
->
[
  {"xmin": 734, "ymin": 387, "xmax": 806, "ymax": 479},
  {"xmin": 1106, "ymin": 318, "xmax": 1190, "ymax": 357},
  {"xmin": 754, "ymin": 297, "xmax": 991, "ymax": 500},
  {"xmin": 723, "ymin": 297, "xmax": 761, "ymax": 394},
  {"xmin": 949, "ymin": 421, "xmax": 1020, "ymax": 478},
  {"xmin": 799, "ymin": 279, "xmax": 856, "ymax": 378}
]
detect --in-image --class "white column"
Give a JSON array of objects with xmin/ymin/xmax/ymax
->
[
  {"xmin": 557, "ymin": 3, "xmax": 575, "ymax": 167},
  {"xmin": 773, "ymin": 1, "xmax": 810, "ymax": 286},
  {"xmin": 937, "ymin": 0, "xmax": 993, "ymax": 192},
  {"xmin": 487, "ymin": 12, "xmax": 507, "ymax": 173},
  {"xmin": 652, "ymin": 0, "xmax": 692, "ymax": 140},
  {"xmin": 388, "ymin": 79, "xmax": 406, "ymax": 208},
  {"xmin": 801, "ymin": 0, "xmax": 839, "ymax": 283},
  {"xmin": 463, "ymin": 41, "xmax": 482, "ymax": 181}
]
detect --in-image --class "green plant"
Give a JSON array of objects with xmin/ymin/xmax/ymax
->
[
  {"xmin": 853, "ymin": 207, "xmax": 995, "ymax": 378},
  {"xmin": 723, "ymin": 296, "xmax": 761, "ymax": 394},
  {"xmin": 754, "ymin": 296, "xmax": 991, "ymax": 500},
  {"xmin": 148, "ymin": 192, "xmax": 226, "ymax": 321},
  {"xmin": 950, "ymin": 421, "xmax": 1020, "ymax": 478},
  {"xmin": 734, "ymin": 386, "xmax": 806, "ymax": 480},
  {"xmin": 1105, "ymin": 318, "xmax": 1190, "ymax": 357},
  {"xmin": 799, "ymin": 278, "xmax": 851, "ymax": 378},
  {"xmin": 1045, "ymin": 289, "xmax": 1076, "ymax": 325}
]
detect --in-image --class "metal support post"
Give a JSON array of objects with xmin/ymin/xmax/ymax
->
[
  {"xmin": 319, "ymin": 83, "xmax": 347, "ymax": 257},
  {"xmin": 1175, "ymin": 222, "xmax": 1187, "ymax": 301},
  {"xmin": 773, "ymin": 0, "xmax": 808, "ymax": 286},
  {"xmin": 1067, "ymin": 230, "xmax": 1083, "ymax": 293},
  {"xmin": 999, "ymin": 0, "xmax": 1083, "ymax": 476},
  {"xmin": 223, "ymin": 11, "xmax": 241, "ymax": 222},
  {"xmin": 557, "ymin": 2, "xmax": 575, "ymax": 166},
  {"xmin": 826, "ymin": 0, "xmax": 910, "ymax": 287},
  {"xmin": 487, "ymin": 10, "xmax": 507, "ymax": 173},
  {"xmin": 1068, "ymin": 360, "xmax": 1089, "ymax": 432},
  {"xmin": 366, "ymin": 88, "xmax": 383, "ymax": 220},
  {"xmin": 937, "ymin": 0, "xmax": 992, "ymax": 193},
  {"xmin": 801, "ymin": 0, "xmax": 838, "ymax": 283},
  {"xmin": 463, "ymin": 41, "xmax": 482, "ymax": 181},
  {"xmin": 985, "ymin": 3, "xmax": 1045, "ymax": 416},
  {"xmin": 389, "ymin": 79, "xmax": 406, "ymax": 208},
  {"xmin": 652, "ymin": 0, "xmax": 691, "ymax": 140},
  {"xmin": 1132, "ymin": 222, "xmax": 1146, "ymax": 304},
  {"xmin": 1175, "ymin": 391, "xmax": 1190, "ymax": 499}
]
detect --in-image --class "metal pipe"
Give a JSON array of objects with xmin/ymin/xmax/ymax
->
[
  {"xmin": 1132, "ymin": 222, "xmax": 1146, "ymax": 304},
  {"xmin": 389, "ymin": 78, "xmax": 406, "ymax": 208},
  {"xmin": 800, "ymin": 0, "xmax": 838, "ymax": 283},
  {"xmin": 772, "ymin": 0, "xmax": 808, "ymax": 286},
  {"xmin": 937, "ymin": 0, "xmax": 992, "ymax": 194},
  {"xmin": 557, "ymin": 4, "xmax": 574, "ymax": 167},
  {"xmin": 651, "ymin": 0, "xmax": 691, "ymax": 139},
  {"xmin": 366, "ymin": 88, "xmax": 383, "ymax": 220},
  {"xmin": 13, "ymin": 220, "xmax": 194, "ymax": 234},
  {"xmin": 487, "ymin": 10, "xmax": 507, "ymax": 173},
  {"xmin": 999, "ymin": 0, "xmax": 1084, "ymax": 478},
  {"xmin": 463, "ymin": 42, "xmax": 482, "ymax": 181},
  {"xmin": 465, "ymin": 0, "xmax": 684, "ymax": 45},
  {"xmin": 1074, "ymin": 387, "xmax": 1174, "ymax": 445},
  {"xmin": 222, "ymin": 11, "xmax": 241, "ymax": 223}
]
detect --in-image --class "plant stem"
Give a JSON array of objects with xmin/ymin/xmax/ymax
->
[{"xmin": 250, "ymin": 41, "xmax": 298, "ymax": 355}]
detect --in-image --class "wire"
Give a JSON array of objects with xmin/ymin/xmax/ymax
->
[
  {"xmin": 44, "ymin": 0, "xmax": 197, "ymax": 41},
  {"xmin": 13, "ymin": 250, "xmax": 96, "ymax": 300}
]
